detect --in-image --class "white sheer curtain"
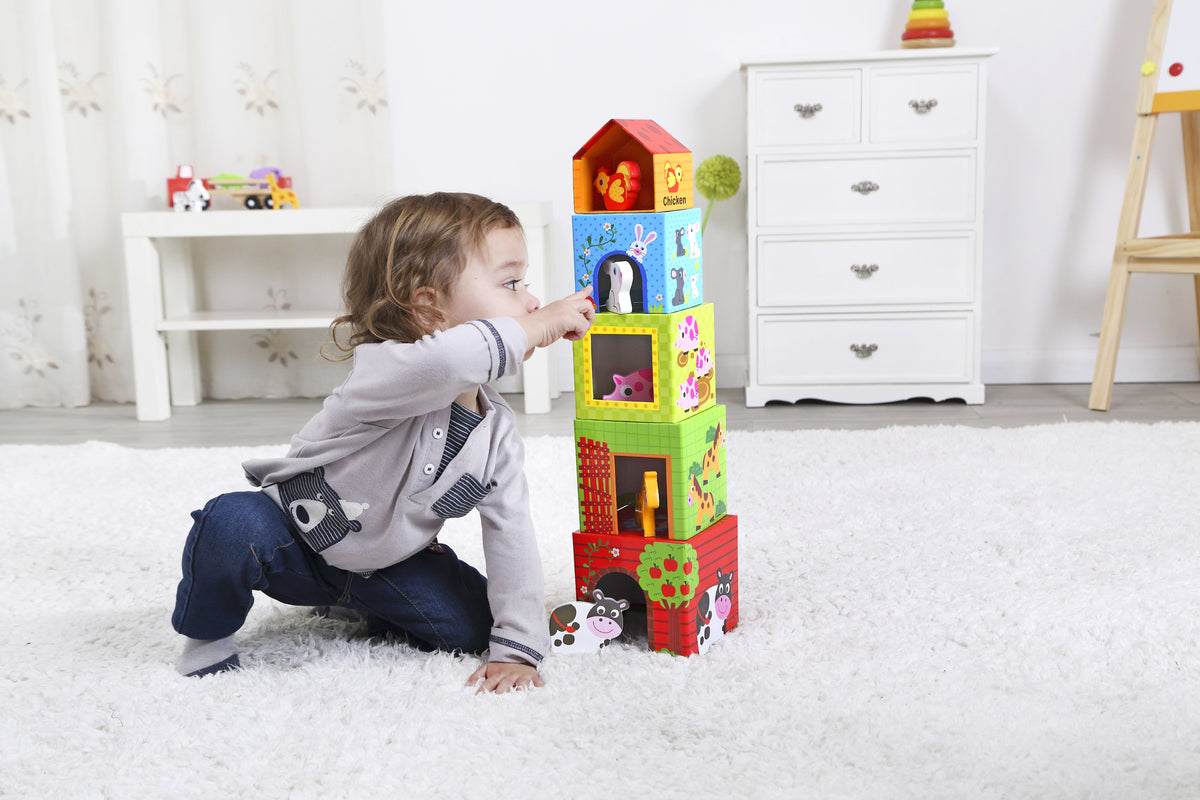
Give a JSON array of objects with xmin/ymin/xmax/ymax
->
[{"xmin": 0, "ymin": 0, "xmax": 391, "ymax": 409}]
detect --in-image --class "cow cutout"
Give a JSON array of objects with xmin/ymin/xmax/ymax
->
[{"xmin": 549, "ymin": 591, "xmax": 630, "ymax": 654}]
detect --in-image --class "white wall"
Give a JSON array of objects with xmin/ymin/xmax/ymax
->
[{"xmin": 382, "ymin": 0, "xmax": 1200, "ymax": 391}]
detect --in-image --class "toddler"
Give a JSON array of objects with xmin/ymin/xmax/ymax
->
[{"xmin": 171, "ymin": 192, "xmax": 595, "ymax": 693}]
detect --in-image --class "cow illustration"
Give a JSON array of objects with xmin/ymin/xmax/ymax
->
[
  {"xmin": 549, "ymin": 590, "xmax": 630, "ymax": 653},
  {"xmin": 696, "ymin": 569, "xmax": 735, "ymax": 654}
]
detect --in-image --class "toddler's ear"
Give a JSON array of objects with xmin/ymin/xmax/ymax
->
[
  {"xmin": 413, "ymin": 286, "xmax": 438, "ymax": 307},
  {"xmin": 411, "ymin": 286, "xmax": 448, "ymax": 335}
]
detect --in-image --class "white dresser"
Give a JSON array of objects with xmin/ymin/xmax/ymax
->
[{"xmin": 743, "ymin": 48, "xmax": 997, "ymax": 406}]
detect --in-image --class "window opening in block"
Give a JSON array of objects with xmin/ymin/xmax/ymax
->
[
  {"xmin": 590, "ymin": 332, "xmax": 655, "ymax": 404},
  {"xmin": 613, "ymin": 455, "xmax": 670, "ymax": 538},
  {"xmin": 595, "ymin": 252, "xmax": 645, "ymax": 314}
]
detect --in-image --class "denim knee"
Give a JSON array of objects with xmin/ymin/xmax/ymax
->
[
  {"xmin": 173, "ymin": 491, "xmax": 299, "ymax": 639},
  {"xmin": 354, "ymin": 547, "xmax": 493, "ymax": 656},
  {"xmin": 191, "ymin": 491, "xmax": 293, "ymax": 563}
]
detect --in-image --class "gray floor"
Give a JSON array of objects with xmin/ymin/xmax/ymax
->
[{"xmin": 2, "ymin": 383, "xmax": 1199, "ymax": 448}]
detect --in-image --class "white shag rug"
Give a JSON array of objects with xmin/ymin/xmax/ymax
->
[{"xmin": 2, "ymin": 422, "xmax": 1199, "ymax": 799}]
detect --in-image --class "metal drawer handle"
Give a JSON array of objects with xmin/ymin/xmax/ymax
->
[
  {"xmin": 850, "ymin": 181, "xmax": 880, "ymax": 195},
  {"xmin": 793, "ymin": 103, "xmax": 823, "ymax": 118},
  {"xmin": 850, "ymin": 343, "xmax": 878, "ymax": 359},
  {"xmin": 850, "ymin": 264, "xmax": 879, "ymax": 279},
  {"xmin": 909, "ymin": 98, "xmax": 939, "ymax": 114}
]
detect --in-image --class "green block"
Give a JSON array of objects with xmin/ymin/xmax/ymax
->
[
  {"xmin": 573, "ymin": 303, "xmax": 716, "ymax": 424},
  {"xmin": 574, "ymin": 404, "xmax": 728, "ymax": 541}
]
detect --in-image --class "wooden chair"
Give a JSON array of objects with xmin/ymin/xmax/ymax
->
[{"xmin": 1090, "ymin": 0, "xmax": 1200, "ymax": 410}]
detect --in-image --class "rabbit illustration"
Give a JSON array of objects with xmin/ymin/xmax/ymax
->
[
  {"xmin": 626, "ymin": 224, "xmax": 658, "ymax": 261},
  {"xmin": 687, "ymin": 221, "xmax": 701, "ymax": 258}
]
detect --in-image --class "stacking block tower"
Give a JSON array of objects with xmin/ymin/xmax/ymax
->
[
  {"xmin": 549, "ymin": 120, "xmax": 738, "ymax": 657},
  {"xmin": 901, "ymin": 0, "xmax": 955, "ymax": 49}
]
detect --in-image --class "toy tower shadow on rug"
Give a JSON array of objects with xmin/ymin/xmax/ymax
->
[{"xmin": 549, "ymin": 119, "xmax": 738, "ymax": 657}]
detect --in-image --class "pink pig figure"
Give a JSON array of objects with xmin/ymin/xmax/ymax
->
[
  {"xmin": 674, "ymin": 315, "xmax": 699, "ymax": 352},
  {"xmin": 603, "ymin": 368, "xmax": 654, "ymax": 402},
  {"xmin": 676, "ymin": 375, "xmax": 699, "ymax": 411}
]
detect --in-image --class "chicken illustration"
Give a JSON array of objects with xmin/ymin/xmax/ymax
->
[
  {"xmin": 664, "ymin": 161, "xmax": 683, "ymax": 193},
  {"xmin": 594, "ymin": 160, "xmax": 641, "ymax": 211}
]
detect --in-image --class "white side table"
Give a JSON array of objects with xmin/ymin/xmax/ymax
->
[{"xmin": 121, "ymin": 204, "xmax": 557, "ymax": 421}]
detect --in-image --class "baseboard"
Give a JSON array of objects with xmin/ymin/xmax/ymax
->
[{"xmin": 983, "ymin": 345, "xmax": 1200, "ymax": 384}]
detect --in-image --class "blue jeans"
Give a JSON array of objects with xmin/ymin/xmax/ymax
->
[{"xmin": 172, "ymin": 491, "xmax": 493, "ymax": 654}]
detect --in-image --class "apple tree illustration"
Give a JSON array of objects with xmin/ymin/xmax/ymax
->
[{"xmin": 636, "ymin": 542, "xmax": 700, "ymax": 608}]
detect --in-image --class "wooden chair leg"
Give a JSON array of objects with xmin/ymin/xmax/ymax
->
[
  {"xmin": 1194, "ymin": 274, "xmax": 1200, "ymax": 367},
  {"xmin": 1185, "ymin": 112, "xmax": 1200, "ymax": 369},
  {"xmin": 1090, "ymin": 254, "xmax": 1133, "ymax": 411},
  {"xmin": 1091, "ymin": 113, "xmax": 1158, "ymax": 410}
]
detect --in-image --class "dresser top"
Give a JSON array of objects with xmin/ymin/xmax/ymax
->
[{"xmin": 742, "ymin": 47, "xmax": 998, "ymax": 70}]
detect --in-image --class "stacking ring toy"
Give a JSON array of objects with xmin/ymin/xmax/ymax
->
[
  {"xmin": 902, "ymin": 28, "xmax": 954, "ymax": 40},
  {"xmin": 901, "ymin": 38, "xmax": 956, "ymax": 48},
  {"xmin": 906, "ymin": 18, "xmax": 951, "ymax": 30}
]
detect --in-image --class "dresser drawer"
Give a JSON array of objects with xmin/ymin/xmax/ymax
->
[
  {"xmin": 757, "ymin": 152, "xmax": 975, "ymax": 227},
  {"xmin": 757, "ymin": 233, "xmax": 975, "ymax": 307},
  {"xmin": 869, "ymin": 65, "xmax": 979, "ymax": 143},
  {"xmin": 752, "ymin": 69, "xmax": 861, "ymax": 146},
  {"xmin": 756, "ymin": 313, "xmax": 973, "ymax": 384}
]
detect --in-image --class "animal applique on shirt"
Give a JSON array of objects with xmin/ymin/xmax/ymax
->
[{"xmin": 278, "ymin": 466, "xmax": 370, "ymax": 552}]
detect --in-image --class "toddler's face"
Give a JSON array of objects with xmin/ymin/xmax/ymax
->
[{"xmin": 440, "ymin": 226, "xmax": 540, "ymax": 327}]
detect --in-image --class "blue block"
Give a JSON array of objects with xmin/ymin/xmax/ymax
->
[{"xmin": 572, "ymin": 209, "xmax": 703, "ymax": 315}]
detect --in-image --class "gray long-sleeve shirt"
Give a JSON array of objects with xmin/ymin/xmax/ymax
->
[{"xmin": 242, "ymin": 317, "xmax": 546, "ymax": 666}]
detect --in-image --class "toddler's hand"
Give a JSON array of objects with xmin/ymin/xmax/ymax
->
[
  {"xmin": 467, "ymin": 661, "xmax": 544, "ymax": 694},
  {"xmin": 517, "ymin": 287, "xmax": 595, "ymax": 359}
]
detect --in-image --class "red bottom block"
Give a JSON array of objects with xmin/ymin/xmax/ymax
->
[{"xmin": 565, "ymin": 514, "xmax": 738, "ymax": 656}]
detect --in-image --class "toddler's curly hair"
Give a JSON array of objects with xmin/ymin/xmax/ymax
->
[{"xmin": 328, "ymin": 192, "xmax": 521, "ymax": 358}]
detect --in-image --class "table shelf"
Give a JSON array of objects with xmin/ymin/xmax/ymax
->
[
  {"xmin": 122, "ymin": 205, "xmax": 556, "ymax": 420},
  {"xmin": 155, "ymin": 310, "xmax": 340, "ymax": 332},
  {"xmin": 121, "ymin": 207, "xmax": 372, "ymax": 239}
]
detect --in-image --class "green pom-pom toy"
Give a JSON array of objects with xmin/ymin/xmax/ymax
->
[{"xmin": 694, "ymin": 154, "xmax": 742, "ymax": 234}]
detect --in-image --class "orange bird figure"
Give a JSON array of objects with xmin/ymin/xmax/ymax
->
[
  {"xmin": 594, "ymin": 160, "xmax": 641, "ymax": 211},
  {"xmin": 664, "ymin": 161, "xmax": 682, "ymax": 193}
]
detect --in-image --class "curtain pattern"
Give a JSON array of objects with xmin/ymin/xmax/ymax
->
[{"xmin": 0, "ymin": 0, "xmax": 390, "ymax": 409}]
